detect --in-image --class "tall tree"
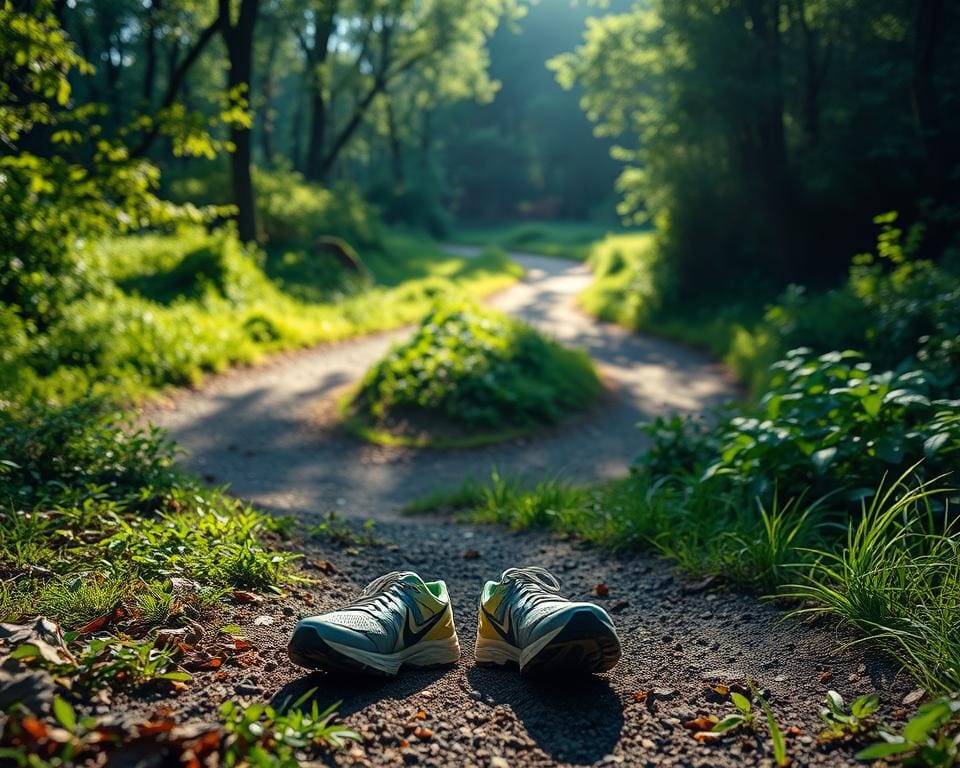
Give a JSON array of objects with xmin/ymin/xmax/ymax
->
[{"xmin": 219, "ymin": 0, "xmax": 260, "ymax": 242}]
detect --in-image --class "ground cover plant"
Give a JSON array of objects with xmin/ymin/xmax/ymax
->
[
  {"xmin": 4, "ymin": 227, "xmax": 521, "ymax": 407},
  {"xmin": 0, "ymin": 399, "xmax": 363, "ymax": 765},
  {"xmin": 453, "ymin": 221, "xmax": 627, "ymax": 261},
  {"xmin": 581, "ymin": 215, "xmax": 960, "ymax": 397},
  {"xmin": 342, "ymin": 303, "xmax": 601, "ymax": 446}
]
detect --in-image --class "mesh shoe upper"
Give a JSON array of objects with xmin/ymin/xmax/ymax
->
[
  {"xmin": 296, "ymin": 571, "xmax": 455, "ymax": 655},
  {"xmin": 478, "ymin": 566, "xmax": 616, "ymax": 650}
]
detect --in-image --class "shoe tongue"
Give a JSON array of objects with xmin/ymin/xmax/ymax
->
[{"xmin": 399, "ymin": 572, "xmax": 427, "ymax": 589}]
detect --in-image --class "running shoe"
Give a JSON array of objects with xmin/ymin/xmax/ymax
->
[
  {"xmin": 475, "ymin": 566, "xmax": 621, "ymax": 674},
  {"xmin": 288, "ymin": 571, "xmax": 460, "ymax": 675}
]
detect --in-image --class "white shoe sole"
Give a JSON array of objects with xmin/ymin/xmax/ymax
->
[
  {"xmin": 290, "ymin": 632, "xmax": 461, "ymax": 676},
  {"xmin": 475, "ymin": 609, "xmax": 621, "ymax": 674}
]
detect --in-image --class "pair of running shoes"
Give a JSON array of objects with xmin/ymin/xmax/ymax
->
[{"xmin": 287, "ymin": 566, "xmax": 621, "ymax": 676}]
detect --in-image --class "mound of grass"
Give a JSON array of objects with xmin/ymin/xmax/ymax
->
[
  {"xmin": 5, "ymin": 227, "xmax": 521, "ymax": 406},
  {"xmin": 343, "ymin": 304, "xmax": 601, "ymax": 447}
]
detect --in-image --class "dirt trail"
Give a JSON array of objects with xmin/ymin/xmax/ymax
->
[
  {"xmin": 147, "ymin": 249, "xmax": 734, "ymax": 518},
  {"xmin": 144, "ymin": 251, "xmax": 908, "ymax": 767}
]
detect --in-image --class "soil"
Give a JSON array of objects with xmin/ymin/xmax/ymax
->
[{"xmin": 136, "ymin": 250, "xmax": 915, "ymax": 767}]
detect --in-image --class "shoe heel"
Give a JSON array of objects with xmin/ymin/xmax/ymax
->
[
  {"xmin": 404, "ymin": 635, "xmax": 461, "ymax": 668},
  {"xmin": 475, "ymin": 635, "xmax": 520, "ymax": 666}
]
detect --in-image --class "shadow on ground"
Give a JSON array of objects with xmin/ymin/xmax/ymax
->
[
  {"xmin": 272, "ymin": 667, "xmax": 448, "ymax": 719},
  {"xmin": 464, "ymin": 666, "xmax": 623, "ymax": 765}
]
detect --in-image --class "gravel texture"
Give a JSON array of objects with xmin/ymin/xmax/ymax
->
[{"xmin": 137, "ymin": 251, "xmax": 913, "ymax": 766}]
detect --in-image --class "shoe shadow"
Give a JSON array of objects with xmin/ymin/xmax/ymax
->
[
  {"xmin": 465, "ymin": 665, "xmax": 624, "ymax": 765},
  {"xmin": 272, "ymin": 667, "xmax": 449, "ymax": 718}
]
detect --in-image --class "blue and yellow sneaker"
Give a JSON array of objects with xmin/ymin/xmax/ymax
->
[
  {"xmin": 288, "ymin": 571, "xmax": 460, "ymax": 676},
  {"xmin": 476, "ymin": 566, "xmax": 621, "ymax": 675}
]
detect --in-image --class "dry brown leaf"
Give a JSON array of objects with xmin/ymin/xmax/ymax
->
[
  {"xmin": 683, "ymin": 716, "xmax": 719, "ymax": 731},
  {"xmin": 233, "ymin": 591, "xmax": 263, "ymax": 604},
  {"xmin": 709, "ymin": 683, "xmax": 730, "ymax": 696},
  {"xmin": 594, "ymin": 583, "xmax": 610, "ymax": 597},
  {"xmin": 21, "ymin": 717, "xmax": 49, "ymax": 739},
  {"xmin": 693, "ymin": 731, "xmax": 722, "ymax": 743},
  {"xmin": 818, "ymin": 671, "xmax": 833, "ymax": 683},
  {"xmin": 414, "ymin": 710, "xmax": 427, "ymax": 720},
  {"xmin": 633, "ymin": 690, "xmax": 648, "ymax": 702}
]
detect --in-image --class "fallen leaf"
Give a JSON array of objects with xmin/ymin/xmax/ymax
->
[
  {"xmin": 20, "ymin": 717, "xmax": 49, "ymax": 740},
  {"xmin": 414, "ymin": 710, "xmax": 427, "ymax": 720},
  {"xmin": 633, "ymin": 690, "xmax": 648, "ymax": 702},
  {"xmin": 683, "ymin": 716, "xmax": 719, "ymax": 731},
  {"xmin": 818, "ymin": 671, "xmax": 833, "ymax": 684},
  {"xmin": 709, "ymin": 683, "xmax": 729, "ymax": 696},
  {"xmin": 693, "ymin": 731, "xmax": 722, "ymax": 743},
  {"xmin": 902, "ymin": 688, "xmax": 925, "ymax": 706},
  {"xmin": 594, "ymin": 583, "xmax": 610, "ymax": 597},
  {"xmin": 463, "ymin": 550, "xmax": 481, "ymax": 560},
  {"xmin": 233, "ymin": 591, "xmax": 263, "ymax": 604},
  {"xmin": 78, "ymin": 613, "xmax": 113, "ymax": 634}
]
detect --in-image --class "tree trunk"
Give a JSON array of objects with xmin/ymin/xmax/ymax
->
[
  {"xmin": 142, "ymin": 0, "xmax": 161, "ymax": 108},
  {"xmin": 221, "ymin": 0, "xmax": 260, "ymax": 243},
  {"xmin": 386, "ymin": 97, "xmax": 404, "ymax": 185},
  {"xmin": 259, "ymin": 32, "xmax": 278, "ymax": 166},
  {"xmin": 303, "ymin": 3, "xmax": 337, "ymax": 181},
  {"xmin": 912, "ymin": 0, "xmax": 946, "ymax": 201}
]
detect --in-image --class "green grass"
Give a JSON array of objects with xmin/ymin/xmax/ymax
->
[
  {"xmin": 452, "ymin": 220, "xmax": 634, "ymax": 261},
  {"xmin": 6, "ymin": 227, "xmax": 522, "ymax": 406},
  {"xmin": 411, "ymin": 466, "xmax": 960, "ymax": 691},
  {"xmin": 342, "ymin": 303, "xmax": 602, "ymax": 446},
  {"xmin": 0, "ymin": 401, "xmax": 296, "ymax": 631}
]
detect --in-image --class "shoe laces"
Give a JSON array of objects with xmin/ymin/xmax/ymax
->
[
  {"xmin": 346, "ymin": 572, "xmax": 411, "ymax": 612},
  {"xmin": 501, "ymin": 566, "xmax": 563, "ymax": 595}
]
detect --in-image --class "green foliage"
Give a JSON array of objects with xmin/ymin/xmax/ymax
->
[
  {"xmin": 0, "ymin": 400, "xmax": 294, "ymax": 627},
  {"xmin": 306, "ymin": 513, "xmax": 380, "ymax": 548},
  {"xmin": 169, "ymin": 168, "xmax": 384, "ymax": 250},
  {"xmin": 640, "ymin": 349, "xmax": 960, "ymax": 503},
  {"xmin": 709, "ymin": 684, "xmax": 789, "ymax": 766},
  {"xmin": 0, "ymin": 3, "xmax": 214, "ymax": 326},
  {"xmin": 783, "ymin": 476, "xmax": 960, "ymax": 694},
  {"xmin": 453, "ymin": 221, "xmax": 624, "ymax": 261},
  {"xmin": 818, "ymin": 690, "xmax": 881, "ymax": 743},
  {"xmin": 579, "ymin": 232, "xmax": 662, "ymax": 325},
  {"xmin": 348, "ymin": 303, "xmax": 600, "ymax": 439},
  {"xmin": 2, "ymin": 226, "xmax": 521, "ymax": 406},
  {"xmin": 220, "ymin": 691, "xmax": 360, "ymax": 767},
  {"xmin": 14, "ymin": 634, "xmax": 191, "ymax": 691},
  {"xmin": 857, "ymin": 697, "xmax": 960, "ymax": 766},
  {"xmin": 553, "ymin": 1, "xmax": 960, "ymax": 299}
]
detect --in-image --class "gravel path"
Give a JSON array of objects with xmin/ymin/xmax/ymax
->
[{"xmin": 142, "ymin": 251, "xmax": 910, "ymax": 767}]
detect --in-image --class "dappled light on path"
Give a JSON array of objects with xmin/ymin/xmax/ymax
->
[{"xmin": 146, "ymin": 251, "xmax": 735, "ymax": 519}]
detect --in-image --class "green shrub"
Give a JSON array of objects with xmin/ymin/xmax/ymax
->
[
  {"xmin": 0, "ymin": 400, "xmax": 293, "ymax": 626},
  {"xmin": 2, "ymin": 228, "xmax": 521, "ymax": 406},
  {"xmin": 167, "ymin": 167, "xmax": 383, "ymax": 249},
  {"xmin": 579, "ymin": 232, "xmax": 663, "ymax": 327},
  {"xmin": 348, "ymin": 303, "xmax": 601, "ymax": 438},
  {"xmin": 638, "ymin": 349, "xmax": 960, "ymax": 505}
]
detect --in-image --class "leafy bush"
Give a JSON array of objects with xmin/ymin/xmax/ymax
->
[
  {"xmin": 579, "ymin": 232, "xmax": 663, "ymax": 327},
  {"xmin": 168, "ymin": 167, "xmax": 383, "ymax": 249},
  {"xmin": 639, "ymin": 349, "xmax": 960, "ymax": 504},
  {"xmin": 348, "ymin": 303, "xmax": 600, "ymax": 439},
  {"xmin": 2, "ymin": 228, "xmax": 521, "ymax": 406},
  {"xmin": 0, "ymin": 400, "xmax": 294, "ymax": 626}
]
